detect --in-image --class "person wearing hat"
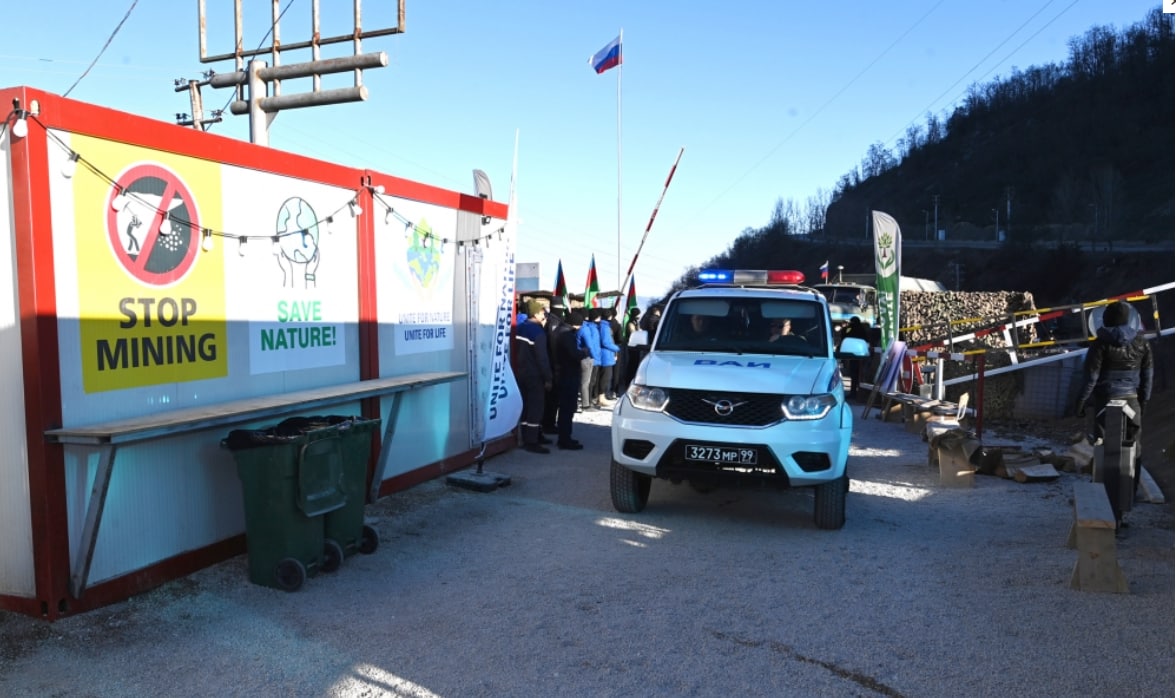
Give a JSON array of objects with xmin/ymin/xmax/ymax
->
[
  {"xmin": 1075, "ymin": 300, "xmax": 1153, "ymax": 527},
  {"xmin": 552, "ymin": 310, "xmax": 589, "ymax": 449},
  {"xmin": 594, "ymin": 308, "xmax": 621, "ymax": 407},
  {"xmin": 541, "ymin": 304, "xmax": 567, "ymax": 435},
  {"xmin": 577, "ymin": 308, "xmax": 601, "ymax": 411},
  {"xmin": 513, "ymin": 300, "xmax": 553, "ymax": 454}
]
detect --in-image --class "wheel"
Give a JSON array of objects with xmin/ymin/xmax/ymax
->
[
  {"xmin": 813, "ymin": 474, "xmax": 848, "ymax": 530},
  {"xmin": 610, "ymin": 459, "xmax": 651, "ymax": 513},
  {"xmin": 359, "ymin": 524, "xmax": 379, "ymax": 555},
  {"xmin": 274, "ymin": 558, "xmax": 307, "ymax": 592},
  {"xmin": 322, "ymin": 539, "xmax": 344, "ymax": 573}
]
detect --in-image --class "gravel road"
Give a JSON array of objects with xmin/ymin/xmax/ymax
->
[{"xmin": 1, "ymin": 407, "xmax": 1172, "ymax": 697}]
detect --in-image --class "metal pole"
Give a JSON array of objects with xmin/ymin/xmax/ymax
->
[
  {"xmin": 614, "ymin": 147, "xmax": 684, "ymax": 311},
  {"xmin": 616, "ymin": 27, "xmax": 623, "ymax": 290}
]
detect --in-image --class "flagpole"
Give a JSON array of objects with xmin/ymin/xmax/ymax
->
[{"xmin": 616, "ymin": 27, "xmax": 623, "ymax": 291}]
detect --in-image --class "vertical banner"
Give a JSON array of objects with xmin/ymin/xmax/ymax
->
[
  {"xmin": 872, "ymin": 210, "xmax": 901, "ymax": 351},
  {"xmin": 479, "ymin": 145, "xmax": 523, "ymax": 441}
]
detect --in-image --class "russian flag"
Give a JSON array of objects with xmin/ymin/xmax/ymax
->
[
  {"xmin": 820, "ymin": 260, "xmax": 829, "ymax": 281},
  {"xmin": 589, "ymin": 35, "xmax": 622, "ymax": 74}
]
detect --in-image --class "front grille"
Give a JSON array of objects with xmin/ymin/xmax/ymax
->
[{"xmin": 664, "ymin": 388, "xmax": 783, "ymax": 426}]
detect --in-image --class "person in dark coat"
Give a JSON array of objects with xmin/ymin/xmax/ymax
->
[
  {"xmin": 541, "ymin": 305, "xmax": 566, "ymax": 435},
  {"xmin": 840, "ymin": 316, "xmax": 872, "ymax": 398},
  {"xmin": 552, "ymin": 310, "xmax": 589, "ymax": 449},
  {"xmin": 1075, "ymin": 300, "xmax": 1153, "ymax": 526},
  {"xmin": 513, "ymin": 300, "xmax": 553, "ymax": 454}
]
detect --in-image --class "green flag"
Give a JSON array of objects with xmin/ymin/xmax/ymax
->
[{"xmin": 871, "ymin": 210, "xmax": 901, "ymax": 351}]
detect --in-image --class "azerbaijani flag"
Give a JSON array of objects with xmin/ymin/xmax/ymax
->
[
  {"xmin": 820, "ymin": 260, "xmax": 829, "ymax": 281},
  {"xmin": 584, "ymin": 255, "xmax": 601, "ymax": 308},
  {"xmin": 553, "ymin": 259, "xmax": 570, "ymax": 309},
  {"xmin": 589, "ymin": 35, "xmax": 622, "ymax": 74},
  {"xmin": 622, "ymin": 276, "xmax": 639, "ymax": 339}
]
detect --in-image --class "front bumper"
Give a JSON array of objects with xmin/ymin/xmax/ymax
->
[{"xmin": 610, "ymin": 395, "xmax": 852, "ymax": 487}]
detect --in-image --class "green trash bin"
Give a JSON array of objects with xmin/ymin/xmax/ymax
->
[
  {"xmin": 224, "ymin": 419, "xmax": 350, "ymax": 592},
  {"xmin": 323, "ymin": 417, "xmax": 382, "ymax": 558}
]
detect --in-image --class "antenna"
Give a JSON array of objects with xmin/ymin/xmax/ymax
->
[{"xmin": 195, "ymin": 0, "xmax": 406, "ymax": 144}]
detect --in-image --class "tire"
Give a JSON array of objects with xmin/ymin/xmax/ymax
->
[
  {"xmin": 274, "ymin": 558, "xmax": 307, "ymax": 592},
  {"xmin": 813, "ymin": 475, "xmax": 848, "ymax": 530},
  {"xmin": 359, "ymin": 524, "xmax": 379, "ymax": 555},
  {"xmin": 322, "ymin": 539, "xmax": 344, "ymax": 573},
  {"xmin": 610, "ymin": 459, "xmax": 651, "ymax": 513}
]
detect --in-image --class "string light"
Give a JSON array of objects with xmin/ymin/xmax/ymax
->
[
  {"xmin": 62, "ymin": 152, "xmax": 79, "ymax": 178},
  {"xmin": 21, "ymin": 110, "xmax": 508, "ymax": 252}
]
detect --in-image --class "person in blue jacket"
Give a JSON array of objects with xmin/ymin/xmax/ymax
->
[
  {"xmin": 576, "ymin": 308, "xmax": 600, "ymax": 412},
  {"xmin": 594, "ymin": 308, "xmax": 620, "ymax": 407}
]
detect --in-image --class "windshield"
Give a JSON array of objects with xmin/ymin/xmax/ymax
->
[
  {"xmin": 656, "ymin": 296, "xmax": 829, "ymax": 357},
  {"xmin": 819, "ymin": 286, "xmax": 873, "ymax": 307}
]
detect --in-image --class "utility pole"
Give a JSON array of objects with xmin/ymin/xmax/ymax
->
[
  {"xmin": 173, "ymin": 73, "xmax": 223, "ymax": 131},
  {"xmin": 993, "ymin": 208, "xmax": 1000, "ymax": 242},
  {"xmin": 922, "ymin": 209, "xmax": 929, "ymax": 240},
  {"xmin": 932, "ymin": 194, "xmax": 940, "ymax": 241},
  {"xmin": 1005, "ymin": 186, "xmax": 1012, "ymax": 241}
]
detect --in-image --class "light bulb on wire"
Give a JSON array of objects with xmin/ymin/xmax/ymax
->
[
  {"xmin": 11, "ymin": 116, "xmax": 27, "ymax": 139},
  {"xmin": 62, "ymin": 153, "xmax": 79, "ymax": 178}
]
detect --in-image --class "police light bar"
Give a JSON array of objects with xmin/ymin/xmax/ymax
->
[{"xmin": 698, "ymin": 269, "xmax": 806, "ymax": 286}]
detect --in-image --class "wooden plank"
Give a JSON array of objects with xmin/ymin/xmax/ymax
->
[
  {"xmin": 1013, "ymin": 463, "xmax": 1060, "ymax": 483},
  {"xmin": 45, "ymin": 371, "xmax": 465, "ymax": 445},
  {"xmin": 1073, "ymin": 481, "xmax": 1116, "ymax": 529}
]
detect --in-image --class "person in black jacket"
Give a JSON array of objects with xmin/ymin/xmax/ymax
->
[
  {"xmin": 839, "ymin": 316, "xmax": 872, "ymax": 398},
  {"xmin": 552, "ymin": 310, "xmax": 589, "ymax": 449},
  {"xmin": 1075, "ymin": 300, "xmax": 1153, "ymax": 526},
  {"xmin": 541, "ymin": 305, "xmax": 566, "ymax": 435}
]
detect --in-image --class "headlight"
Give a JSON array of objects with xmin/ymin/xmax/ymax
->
[
  {"xmin": 782, "ymin": 394, "xmax": 836, "ymax": 420},
  {"xmin": 627, "ymin": 383, "xmax": 669, "ymax": 411}
]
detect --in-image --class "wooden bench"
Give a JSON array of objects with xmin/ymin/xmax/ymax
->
[
  {"xmin": 44, "ymin": 371, "xmax": 465, "ymax": 598},
  {"xmin": 1065, "ymin": 481, "xmax": 1128, "ymax": 593}
]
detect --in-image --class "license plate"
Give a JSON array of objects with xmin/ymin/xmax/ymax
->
[{"xmin": 684, "ymin": 444, "xmax": 758, "ymax": 465}]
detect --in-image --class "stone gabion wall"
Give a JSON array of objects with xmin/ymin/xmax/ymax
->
[{"xmin": 900, "ymin": 291, "xmax": 1038, "ymax": 419}]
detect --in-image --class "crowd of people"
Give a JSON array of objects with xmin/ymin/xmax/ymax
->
[{"xmin": 512, "ymin": 298, "xmax": 663, "ymax": 455}]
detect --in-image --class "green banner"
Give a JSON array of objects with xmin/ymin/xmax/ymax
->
[{"xmin": 872, "ymin": 210, "xmax": 901, "ymax": 352}]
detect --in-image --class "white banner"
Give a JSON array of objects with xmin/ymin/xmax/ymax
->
[{"xmin": 478, "ymin": 144, "xmax": 523, "ymax": 442}]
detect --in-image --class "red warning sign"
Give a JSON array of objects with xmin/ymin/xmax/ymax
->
[{"xmin": 105, "ymin": 163, "xmax": 201, "ymax": 286}]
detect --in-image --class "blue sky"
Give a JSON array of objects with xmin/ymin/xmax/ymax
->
[{"xmin": 0, "ymin": 0, "xmax": 1164, "ymax": 299}]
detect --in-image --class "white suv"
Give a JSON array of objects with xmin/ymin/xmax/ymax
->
[{"xmin": 609, "ymin": 270, "xmax": 870, "ymax": 529}]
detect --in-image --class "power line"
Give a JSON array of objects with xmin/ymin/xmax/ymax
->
[
  {"xmin": 690, "ymin": 0, "xmax": 949, "ymax": 219},
  {"xmin": 879, "ymin": 0, "xmax": 1078, "ymax": 152},
  {"xmin": 212, "ymin": 0, "xmax": 299, "ymax": 125},
  {"xmin": 62, "ymin": 0, "xmax": 140, "ymax": 98}
]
